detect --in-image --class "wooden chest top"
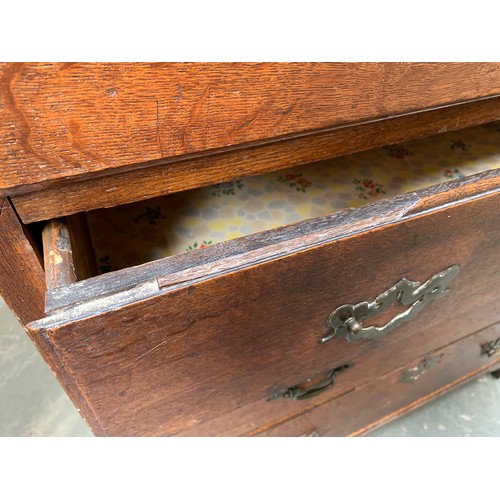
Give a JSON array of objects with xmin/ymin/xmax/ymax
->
[{"xmin": 2, "ymin": 62, "xmax": 500, "ymax": 197}]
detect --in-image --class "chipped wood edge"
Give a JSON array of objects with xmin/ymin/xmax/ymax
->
[{"xmin": 42, "ymin": 220, "xmax": 77, "ymax": 289}]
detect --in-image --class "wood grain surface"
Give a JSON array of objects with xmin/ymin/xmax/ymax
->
[
  {"xmin": 12, "ymin": 95, "xmax": 500, "ymax": 223},
  {"xmin": 256, "ymin": 324, "xmax": 500, "ymax": 436},
  {"xmin": 176, "ymin": 298, "xmax": 500, "ymax": 436},
  {"xmin": 2, "ymin": 63, "xmax": 500, "ymax": 198},
  {"xmin": 0, "ymin": 198, "xmax": 46, "ymax": 324},
  {"xmin": 28, "ymin": 172, "xmax": 500, "ymax": 436}
]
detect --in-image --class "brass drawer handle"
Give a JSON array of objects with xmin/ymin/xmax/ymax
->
[
  {"xmin": 481, "ymin": 338, "xmax": 500, "ymax": 357},
  {"xmin": 322, "ymin": 265, "xmax": 459, "ymax": 343},
  {"xmin": 269, "ymin": 364, "xmax": 351, "ymax": 401},
  {"xmin": 400, "ymin": 356, "xmax": 442, "ymax": 383}
]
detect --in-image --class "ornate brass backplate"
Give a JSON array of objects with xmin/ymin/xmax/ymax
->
[{"xmin": 322, "ymin": 265, "xmax": 460, "ymax": 343}]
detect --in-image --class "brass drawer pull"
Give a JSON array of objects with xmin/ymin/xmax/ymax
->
[
  {"xmin": 400, "ymin": 356, "xmax": 442, "ymax": 383},
  {"xmin": 270, "ymin": 364, "xmax": 351, "ymax": 401},
  {"xmin": 481, "ymin": 338, "xmax": 500, "ymax": 357},
  {"xmin": 322, "ymin": 265, "xmax": 459, "ymax": 343}
]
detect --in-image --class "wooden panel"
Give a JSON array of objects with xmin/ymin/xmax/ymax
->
[
  {"xmin": 0, "ymin": 198, "xmax": 45, "ymax": 324},
  {"xmin": 255, "ymin": 323, "xmax": 500, "ymax": 437},
  {"xmin": 175, "ymin": 297, "xmax": 500, "ymax": 436},
  {"xmin": 28, "ymin": 173, "xmax": 500, "ymax": 436},
  {"xmin": 11, "ymin": 96, "xmax": 500, "ymax": 223},
  {"xmin": 2, "ymin": 63, "xmax": 500, "ymax": 197}
]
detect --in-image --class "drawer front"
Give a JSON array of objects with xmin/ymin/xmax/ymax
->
[
  {"xmin": 29, "ymin": 172, "xmax": 500, "ymax": 436},
  {"xmin": 176, "ymin": 299, "xmax": 499, "ymax": 436},
  {"xmin": 255, "ymin": 322, "xmax": 500, "ymax": 437}
]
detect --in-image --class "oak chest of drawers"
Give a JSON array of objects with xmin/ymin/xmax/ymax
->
[{"xmin": 1, "ymin": 62, "xmax": 500, "ymax": 436}]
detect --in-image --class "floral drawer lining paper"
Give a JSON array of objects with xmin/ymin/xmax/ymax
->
[{"xmin": 86, "ymin": 122, "xmax": 500, "ymax": 274}]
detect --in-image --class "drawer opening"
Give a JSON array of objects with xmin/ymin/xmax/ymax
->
[{"xmin": 38, "ymin": 121, "xmax": 500, "ymax": 289}]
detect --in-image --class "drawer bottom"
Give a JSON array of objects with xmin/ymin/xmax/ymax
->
[{"xmin": 253, "ymin": 322, "xmax": 500, "ymax": 437}]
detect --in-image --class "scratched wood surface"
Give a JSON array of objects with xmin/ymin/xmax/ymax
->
[
  {"xmin": 11, "ymin": 95, "xmax": 500, "ymax": 223},
  {"xmin": 2, "ymin": 63, "xmax": 500, "ymax": 197},
  {"xmin": 29, "ymin": 171, "xmax": 500, "ymax": 436},
  {"xmin": 0, "ymin": 200, "xmax": 100, "ymax": 430}
]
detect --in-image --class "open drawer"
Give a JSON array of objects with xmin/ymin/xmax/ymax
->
[{"xmin": 26, "ymin": 124, "xmax": 500, "ymax": 437}]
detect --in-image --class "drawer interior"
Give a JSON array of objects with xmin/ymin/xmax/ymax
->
[
  {"xmin": 83, "ymin": 121, "xmax": 500, "ymax": 275},
  {"xmin": 34, "ymin": 121, "xmax": 500, "ymax": 287}
]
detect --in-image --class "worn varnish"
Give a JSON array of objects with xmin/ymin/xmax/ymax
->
[
  {"xmin": 11, "ymin": 95, "xmax": 500, "ymax": 223},
  {"xmin": 28, "ymin": 171, "xmax": 500, "ymax": 436},
  {"xmin": 42, "ymin": 220, "xmax": 77, "ymax": 289},
  {"xmin": 66, "ymin": 213, "xmax": 98, "ymax": 282},
  {"xmin": 2, "ymin": 63, "xmax": 500, "ymax": 198}
]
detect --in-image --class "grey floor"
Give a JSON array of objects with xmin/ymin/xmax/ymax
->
[{"xmin": 1, "ymin": 298, "xmax": 499, "ymax": 437}]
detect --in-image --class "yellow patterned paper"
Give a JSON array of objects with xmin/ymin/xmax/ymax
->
[{"xmin": 86, "ymin": 122, "xmax": 500, "ymax": 273}]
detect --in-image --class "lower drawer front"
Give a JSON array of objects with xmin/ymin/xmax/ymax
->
[{"xmin": 255, "ymin": 322, "xmax": 500, "ymax": 437}]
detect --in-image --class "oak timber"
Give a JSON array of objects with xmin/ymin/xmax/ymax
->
[
  {"xmin": 28, "ymin": 171, "xmax": 500, "ymax": 436},
  {"xmin": 11, "ymin": 94, "xmax": 500, "ymax": 223},
  {"xmin": 2, "ymin": 63, "xmax": 500, "ymax": 200},
  {"xmin": 42, "ymin": 169, "xmax": 500, "ymax": 314},
  {"xmin": 256, "ymin": 325, "xmax": 500, "ymax": 436},
  {"xmin": 0, "ymin": 198, "xmax": 46, "ymax": 324}
]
